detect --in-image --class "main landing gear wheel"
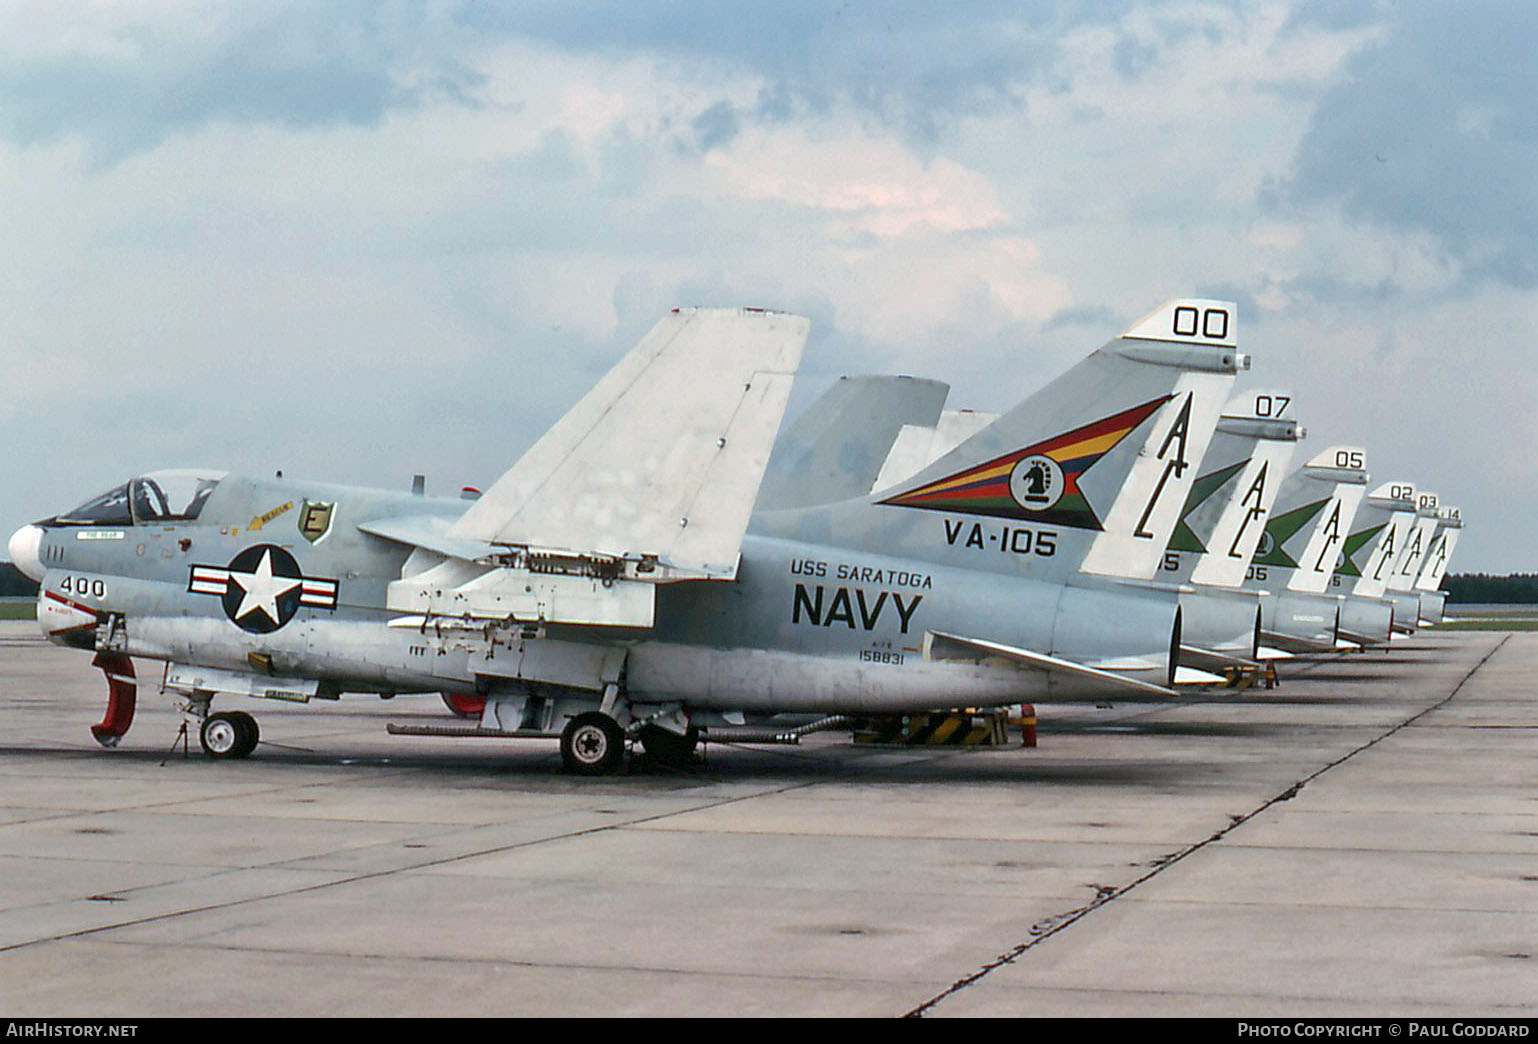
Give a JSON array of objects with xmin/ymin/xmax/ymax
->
[
  {"xmin": 560, "ymin": 713, "xmax": 626, "ymax": 776},
  {"xmin": 638, "ymin": 724, "xmax": 701, "ymax": 768},
  {"xmin": 441, "ymin": 691, "xmax": 486, "ymax": 719},
  {"xmin": 200, "ymin": 711, "xmax": 259, "ymax": 759}
]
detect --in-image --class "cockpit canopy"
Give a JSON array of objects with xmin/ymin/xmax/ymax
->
[{"xmin": 55, "ymin": 470, "xmax": 227, "ymax": 526}]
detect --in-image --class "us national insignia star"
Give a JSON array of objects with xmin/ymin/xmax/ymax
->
[{"xmin": 188, "ymin": 544, "xmax": 339, "ymax": 633}]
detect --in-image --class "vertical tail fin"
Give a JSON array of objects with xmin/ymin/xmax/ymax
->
[
  {"xmin": 868, "ymin": 299, "xmax": 1247, "ymax": 581},
  {"xmin": 1164, "ymin": 390, "xmax": 1304, "ymax": 588},
  {"xmin": 1336, "ymin": 481, "xmax": 1417, "ymax": 598},
  {"xmin": 757, "ymin": 375, "xmax": 949, "ymax": 511},
  {"xmin": 1249, "ymin": 446, "xmax": 1368, "ymax": 594},
  {"xmin": 1415, "ymin": 506, "xmax": 1462, "ymax": 591},
  {"xmin": 1387, "ymin": 491, "xmax": 1441, "ymax": 591},
  {"xmin": 869, "ymin": 409, "xmax": 998, "ymax": 496}
]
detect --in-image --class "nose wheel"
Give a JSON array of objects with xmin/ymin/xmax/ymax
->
[{"xmin": 200, "ymin": 711, "xmax": 260, "ymax": 759}]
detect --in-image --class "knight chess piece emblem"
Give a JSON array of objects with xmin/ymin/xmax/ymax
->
[{"xmin": 1009, "ymin": 454, "xmax": 1064, "ymax": 511}]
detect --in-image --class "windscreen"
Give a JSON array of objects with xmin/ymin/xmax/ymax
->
[{"xmin": 56, "ymin": 483, "xmax": 133, "ymax": 525}]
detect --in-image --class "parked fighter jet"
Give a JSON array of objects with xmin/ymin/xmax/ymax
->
[{"xmin": 11, "ymin": 300, "xmax": 1248, "ymax": 774}]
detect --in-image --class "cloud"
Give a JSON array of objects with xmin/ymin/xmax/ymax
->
[
  {"xmin": 0, "ymin": 1, "xmax": 482, "ymax": 159},
  {"xmin": 1282, "ymin": 3, "xmax": 1538, "ymax": 288},
  {"xmin": 470, "ymin": 0, "xmax": 1110, "ymax": 140},
  {"xmin": 0, "ymin": 2, "xmax": 1531, "ymax": 572},
  {"xmin": 0, "ymin": 1, "xmax": 1128, "ymax": 162}
]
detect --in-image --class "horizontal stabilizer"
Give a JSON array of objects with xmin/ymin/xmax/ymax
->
[
  {"xmin": 1180, "ymin": 644, "xmax": 1261, "ymax": 670},
  {"xmin": 1173, "ymin": 666, "xmax": 1230, "ymax": 686},
  {"xmin": 1301, "ymin": 445, "xmax": 1368, "ymax": 482},
  {"xmin": 1260, "ymin": 629, "xmax": 1335, "ymax": 654},
  {"xmin": 451, "ymin": 308, "xmax": 809, "ymax": 577},
  {"xmin": 924, "ymin": 630, "xmax": 1176, "ymax": 698}
]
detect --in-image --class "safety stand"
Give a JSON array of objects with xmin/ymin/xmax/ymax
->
[{"xmin": 160, "ymin": 722, "xmax": 192, "ymax": 766}]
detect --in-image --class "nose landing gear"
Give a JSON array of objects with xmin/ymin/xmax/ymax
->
[{"xmin": 199, "ymin": 711, "xmax": 260, "ymax": 759}]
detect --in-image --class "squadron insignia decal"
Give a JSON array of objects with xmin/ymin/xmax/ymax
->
[
  {"xmin": 1334, "ymin": 523, "xmax": 1385, "ymax": 579},
  {"xmin": 878, "ymin": 396, "xmax": 1170, "ymax": 530},
  {"xmin": 189, "ymin": 544, "xmax": 338, "ymax": 633},
  {"xmin": 297, "ymin": 500, "xmax": 335, "ymax": 544},
  {"xmin": 1251, "ymin": 498, "xmax": 1329, "ymax": 568}
]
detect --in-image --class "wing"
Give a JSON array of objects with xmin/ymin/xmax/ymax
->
[
  {"xmin": 386, "ymin": 308, "xmax": 809, "ymax": 630},
  {"xmin": 451, "ymin": 307, "xmax": 809, "ymax": 577}
]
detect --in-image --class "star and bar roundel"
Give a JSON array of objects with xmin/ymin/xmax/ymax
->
[
  {"xmin": 188, "ymin": 544, "xmax": 339, "ymax": 634},
  {"xmin": 877, "ymin": 396, "xmax": 1171, "ymax": 530}
]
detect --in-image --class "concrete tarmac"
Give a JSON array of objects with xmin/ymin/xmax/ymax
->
[{"xmin": 0, "ymin": 621, "xmax": 1533, "ymax": 1017}]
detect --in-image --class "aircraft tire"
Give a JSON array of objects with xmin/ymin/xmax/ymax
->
[
  {"xmin": 201, "ymin": 712, "xmax": 254, "ymax": 759},
  {"xmin": 638, "ymin": 724, "xmax": 700, "ymax": 767},
  {"xmin": 228, "ymin": 711, "xmax": 260, "ymax": 758},
  {"xmin": 560, "ymin": 713, "xmax": 626, "ymax": 775},
  {"xmin": 441, "ymin": 691, "xmax": 486, "ymax": 719}
]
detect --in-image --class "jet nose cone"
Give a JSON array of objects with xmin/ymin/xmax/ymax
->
[{"xmin": 8, "ymin": 524, "xmax": 44, "ymax": 583}]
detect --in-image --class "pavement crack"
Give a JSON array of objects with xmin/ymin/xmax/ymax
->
[
  {"xmin": 0, "ymin": 778, "xmax": 821, "ymax": 956},
  {"xmin": 902, "ymin": 634, "xmax": 1512, "ymax": 1019}
]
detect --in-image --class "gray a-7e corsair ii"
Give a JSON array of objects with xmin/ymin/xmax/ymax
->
[{"xmin": 11, "ymin": 301, "xmax": 1248, "ymax": 774}]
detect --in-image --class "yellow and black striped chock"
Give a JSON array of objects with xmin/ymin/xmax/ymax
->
[{"xmin": 853, "ymin": 710, "xmax": 1010, "ymax": 746}]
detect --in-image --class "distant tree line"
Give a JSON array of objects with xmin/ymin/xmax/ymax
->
[
  {"xmin": 0, "ymin": 563, "xmax": 38, "ymax": 597},
  {"xmin": 1443, "ymin": 573, "xmax": 1538, "ymax": 604}
]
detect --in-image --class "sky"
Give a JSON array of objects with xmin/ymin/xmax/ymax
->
[{"xmin": 2, "ymin": 0, "xmax": 1533, "ymax": 572}]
